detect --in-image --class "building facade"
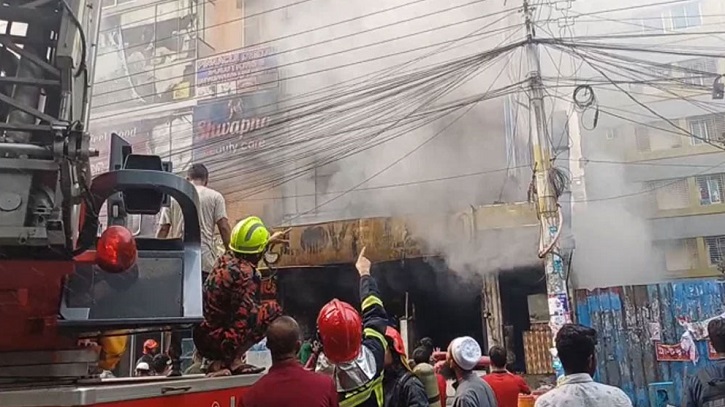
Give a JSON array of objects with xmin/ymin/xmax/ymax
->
[
  {"xmin": 568, "ymin": 0, "xmax": 725, "ymax": 281},
  {"xmin": 89, "ymin": 0, "xmax": 283, "ymax": 230}
]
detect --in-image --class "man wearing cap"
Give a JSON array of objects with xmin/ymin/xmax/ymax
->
[{"xmin": 443, "ymin": 336, "xmax": 498, "ymax": 407}]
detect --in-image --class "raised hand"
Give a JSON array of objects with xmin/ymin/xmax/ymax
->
[
  {"xmin": 269, "ymin": 228, "xmax": 291, "ymax": 244},
  {"xmin": 356, "ymin": 246, "xmax": 371, "ymax": 276}
]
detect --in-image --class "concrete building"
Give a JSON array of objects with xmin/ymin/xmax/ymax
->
[
  {"xmin": 564, "ymin": 0, "xmax": 725, "ymax": 282},
  {"xmin": 89, "ymin": 0, "xmax": 283, "ymax": 229}
]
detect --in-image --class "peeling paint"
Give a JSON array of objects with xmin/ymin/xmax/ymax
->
[{"xmin": 576, "ymin": 279, "xmax": 725, "ymax": 407}]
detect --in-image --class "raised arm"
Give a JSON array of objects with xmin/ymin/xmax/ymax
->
[{"xmin": 356, "ymin": 247, "xmax": 388, "ymax": 324}]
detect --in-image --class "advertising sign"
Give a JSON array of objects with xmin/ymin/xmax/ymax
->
[
  {"xmin": 196, "ymin": 46, "xmax": 279, "ymax": 99},
  {"xmin": 92, "ymin": 6, "xmax": 197, "ymax": 113},
  {"xmin": 89, "ymin": 112, "xmax": 193, "ymax": 176},
  {"xmin": 191, "ymin": 91, "xmax": 277, "ymax": 163}
]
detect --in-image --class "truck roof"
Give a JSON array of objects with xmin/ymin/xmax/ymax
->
[{"xmin": 0, "ymin": 374, "xmax": 263, "ymax": 407}]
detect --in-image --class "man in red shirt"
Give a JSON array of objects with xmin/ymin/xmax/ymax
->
[
  {"xmin": 482, "ymin": 345, "xmax": 531, "ymax": 407},
  {"xmin": 243, "ymin": 316, "xmax": 339, "ymax": 407}
]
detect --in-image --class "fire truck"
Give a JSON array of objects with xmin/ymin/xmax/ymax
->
[{"xmin": 0, "ymin": 1, "xmax": 260, "ymax": 405}]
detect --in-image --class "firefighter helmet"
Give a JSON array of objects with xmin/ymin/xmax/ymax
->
[
  {"xmin": 143, "ymin": 339, "xmax": 158, "ymax": 351},
  {"xmin": 229, "ymin": 216, "xmax": 270, "ymax": 254},
  {"xmin": 317, "ymin": 299, "xmax": 362, "ymax": 363},
  {"xmin": 385, "ymin": 326, "xmax": 406, "ymax": 355}
]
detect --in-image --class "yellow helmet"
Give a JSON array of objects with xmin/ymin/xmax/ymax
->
[{"xmin": 229, "ymin": 216, "xmax": 270, "ymax": 254}]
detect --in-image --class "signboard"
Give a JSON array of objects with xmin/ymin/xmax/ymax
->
[
  {"xmin": 270, "ymin": 217, "xmax": 427, "ymax": 268},
  {"xmin": 191, "ymin": 91, "xmax": 277, "ymax": 163},
  {"xmin": 92, "ymin": 7, "xmax": 196, "ymax": 113},
  {"xmin": 654, "ymin": 341, "xmax": 724, "ymax": 361},
  {"xmin": 654, "ymin": 342, "xmax": 690, "ymax": 361},
  {"xmin": 195, "ymin": 46, "xmax": 279, "ymax": 99},
  {"xmin": 89, "ymin": 112, "xmax": 193, "ymax": 176}
]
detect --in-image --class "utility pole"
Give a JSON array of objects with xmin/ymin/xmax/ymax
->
[{"xmin": 522, "ymin": 0, "xmax": 571, "ymax": 379}]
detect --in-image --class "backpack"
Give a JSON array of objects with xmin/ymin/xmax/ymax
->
[{"xmin": 697, "ymin": 366, "xmax": 725, "ymax": 407}]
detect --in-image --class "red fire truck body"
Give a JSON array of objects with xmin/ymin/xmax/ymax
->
[
  {"xmin": 1, "ymin": 375, "xmax": 260, "ymax": 407},
  {"xmin": 0, "ymin": 1, "xmax": 262, "ymax": 404}
]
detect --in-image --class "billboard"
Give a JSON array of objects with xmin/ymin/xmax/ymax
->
[
  {"xmin": 195, "ymin": 46, "xmax": 279, "ymax": 99},
  {"xmin": 91, "ymin": 4, "xmax": 198, "ymax": 113},
  {"xmin": 89, "ymin": 111, "xmax": 194, "ymax": 176},
  {"xmin": 191, "ymin": 90, "xmax": 277, "ymax": 164}
]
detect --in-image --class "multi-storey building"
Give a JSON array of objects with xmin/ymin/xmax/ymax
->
[
  {"xmin": 568, "ymin": 0, "xmax": 725, "ymax": 281},
  {"xmin": 89, "ymin": 0, "xmax": 283, "ymax": 230}
]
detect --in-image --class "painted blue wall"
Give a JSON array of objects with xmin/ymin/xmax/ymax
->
[{"xmin": 575, "ymin": 279, "xmax": 725, "ymax": 407}]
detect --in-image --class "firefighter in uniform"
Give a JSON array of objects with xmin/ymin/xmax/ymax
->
[
  {"xmin": 316, "ymin": 247, "xmax": 389, "ymax": 407},
  {"xmin": 192, "ymin": 216, "xmax": 286, "ymax": 376}
]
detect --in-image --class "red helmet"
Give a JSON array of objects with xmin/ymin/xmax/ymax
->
[
  {"xmin": 317, "ymin": 299, "xmax": 362, "ymax": 363},
  {"xmin": 143, "ymin": 339, "xmax": 158, "ymax": 351},
  {"xmin": 385, "ymin": 326, "xmax": 406, "ymax": 356}
]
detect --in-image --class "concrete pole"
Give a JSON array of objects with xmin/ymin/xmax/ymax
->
[{"xmin": 522, "ymin": 0, "xmax": 572, "ymax": 379}]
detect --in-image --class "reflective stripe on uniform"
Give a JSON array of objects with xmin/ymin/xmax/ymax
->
[
  {"xmin": 364, "ymin": 327, "xmax": 388, "ymax": 351},
  {"xmin": 361, "ymin": 295, "xmax": 383, "ymax": 311},
  {"xmin": 340, "ymin": 375, "xmax": 384, "ymax": 407}
]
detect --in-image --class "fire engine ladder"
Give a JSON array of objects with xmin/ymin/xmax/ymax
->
[
  {"xmin": 0, "ymin": 0, "xmax": 99, "ymax": 257},
  {"xmin": 0, "ymin": 0, "xmax": 102, "ymax": 382}
]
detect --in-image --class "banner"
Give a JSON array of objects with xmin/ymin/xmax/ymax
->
[
  {"xmin": 195, "ymin": 46, "xmax": 279, "ymax": 99},
  {"xmin": 89, "ymin": 111, "xmax": 193, "ymax": 176},
  {"xmin": 191, "ymin": 91, "xmax": 277, "ymax": 163},
  {"xmin": 92, "ymin": 6, "xmax": 196, "ymax": 113}
]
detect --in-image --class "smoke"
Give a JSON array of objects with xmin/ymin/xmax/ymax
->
[
  {"xmin": 570, "ymin": 154, "xmax": 664, "ymax": 289},
  {"xmin": 260, "ymin": 0, "xmax": 542, "ymax": 274}
]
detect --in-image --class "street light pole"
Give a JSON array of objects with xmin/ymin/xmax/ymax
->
[{"xmin": 522, "ymin": 0, "xmax": 571, "ymax": 379}]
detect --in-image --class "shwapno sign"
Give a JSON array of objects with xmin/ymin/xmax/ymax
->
[{"xmin": 192, "ymin": 91, "xmax": 277, "ymax": 162}]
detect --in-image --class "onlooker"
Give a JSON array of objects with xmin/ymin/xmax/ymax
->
[
  {"xmin": 298, "ymin": 338, "xmax": 313, "ymax": 365},
  {"xmin": 135, "ymin": 361, "xmax": 152, "ymax": 377},
  {"xmin": 152, "ymin": 354, "xmax": 171, "ymax": 375},
  {"xmin": 534, "ymin": 324, "xmax": 632, "ymax": 407},
  {"xmin": 157, "ymin": 164, "xmax": 232, "ymax": 375},
  {"xmin": 243, "ymin": 316, "xmax": 339, "ymax": 407},
  {"xmin": 157, "ymin": 163, "xmax": 231, "ymax": 280},
  {"xmin": 483, "ymin": 345, "xmax": 530, "ymax": 407},
  {"xmin": 686, "ymin": 317, "xmax": 725, "ymax": 407},
  {"xmin": 184, "ymin": 350, "xmax": 204, "ymax": 375},
  {"xmin": 442, "ymin": 336, "xmax": 497, "ymax": 407},
  {"xmin": 413, "ymin": 345, "xmax": 447, "ymax": 407}
]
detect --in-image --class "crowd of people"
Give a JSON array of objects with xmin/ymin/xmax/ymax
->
[{"xmin": 144, "ymin": 163, "xmax": 725, "ymax": 407}]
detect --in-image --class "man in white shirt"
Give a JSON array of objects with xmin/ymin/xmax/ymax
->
[
  {"xmin": 157, "ymin": 163, "xmax": 231, "ymax": 280},
  {"xmin": 535, "ymin": 324, "xmax": 633, "ymax": 407},
  {"xmin": 157, "ymin": 164, "xmax": 231, "ymax": 376}
]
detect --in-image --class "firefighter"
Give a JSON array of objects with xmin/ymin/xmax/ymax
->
[
  {"xmin": 317, "ymin": 247, "xmax": 389, "ymax": 407},
  {"xmin": 382, "ymin": 326, "xmax": 429, "ymax": 407},
  {"xmin": 136, "ymin": 339, "xmax": 159, "ymax": 367},
  {"xmin": 192, "ymin": 216, "xmax": 287, "ymax": 376}
]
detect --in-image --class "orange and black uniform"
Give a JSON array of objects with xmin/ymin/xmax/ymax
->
[
  {"xmin": 335, "ymin": 275, "xmax": 389, "ymax": 407},
  {"xmin": 192, "ymin": 252, "xmax": 282, "ymax": 363}
]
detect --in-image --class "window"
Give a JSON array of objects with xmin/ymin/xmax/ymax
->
[
  {"xmin": 102, "ymin": 0, "xmax": 134, "ymax": 8},
  {"xmin": 635, "ymin": 126, "xmax": 651, "ymax": 152},
  {"xmin": 705, "ymin": 235, "xmax": 725, "ymax": 265},
  {"xmin": 666, "ymin": 2, "xmax": 702, "ymax": 30},
  {"xmin": 679, "ymin": 58, "xmax": 717, "ymax": 87},
  {"xmin": 689, "ymin": 119, "xmax": 710, "ymax": 145},
  {"xmin": 649, "ymin": 178, "xmax": 690, "ymax": 210},
  {"xmin": 663, "ymin": 239, "xmax": 698, "ymax": 271},
  {"xmin": 606, "ymin": 128, "xmax": 618, "ymax": 140},
  {"xmin": 639, "ymin": 15, "xmax": 665, "ymax": 33},
  {"xmin": 696, "ymin": 174, "xmax": 724, "ymax": 205}
]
